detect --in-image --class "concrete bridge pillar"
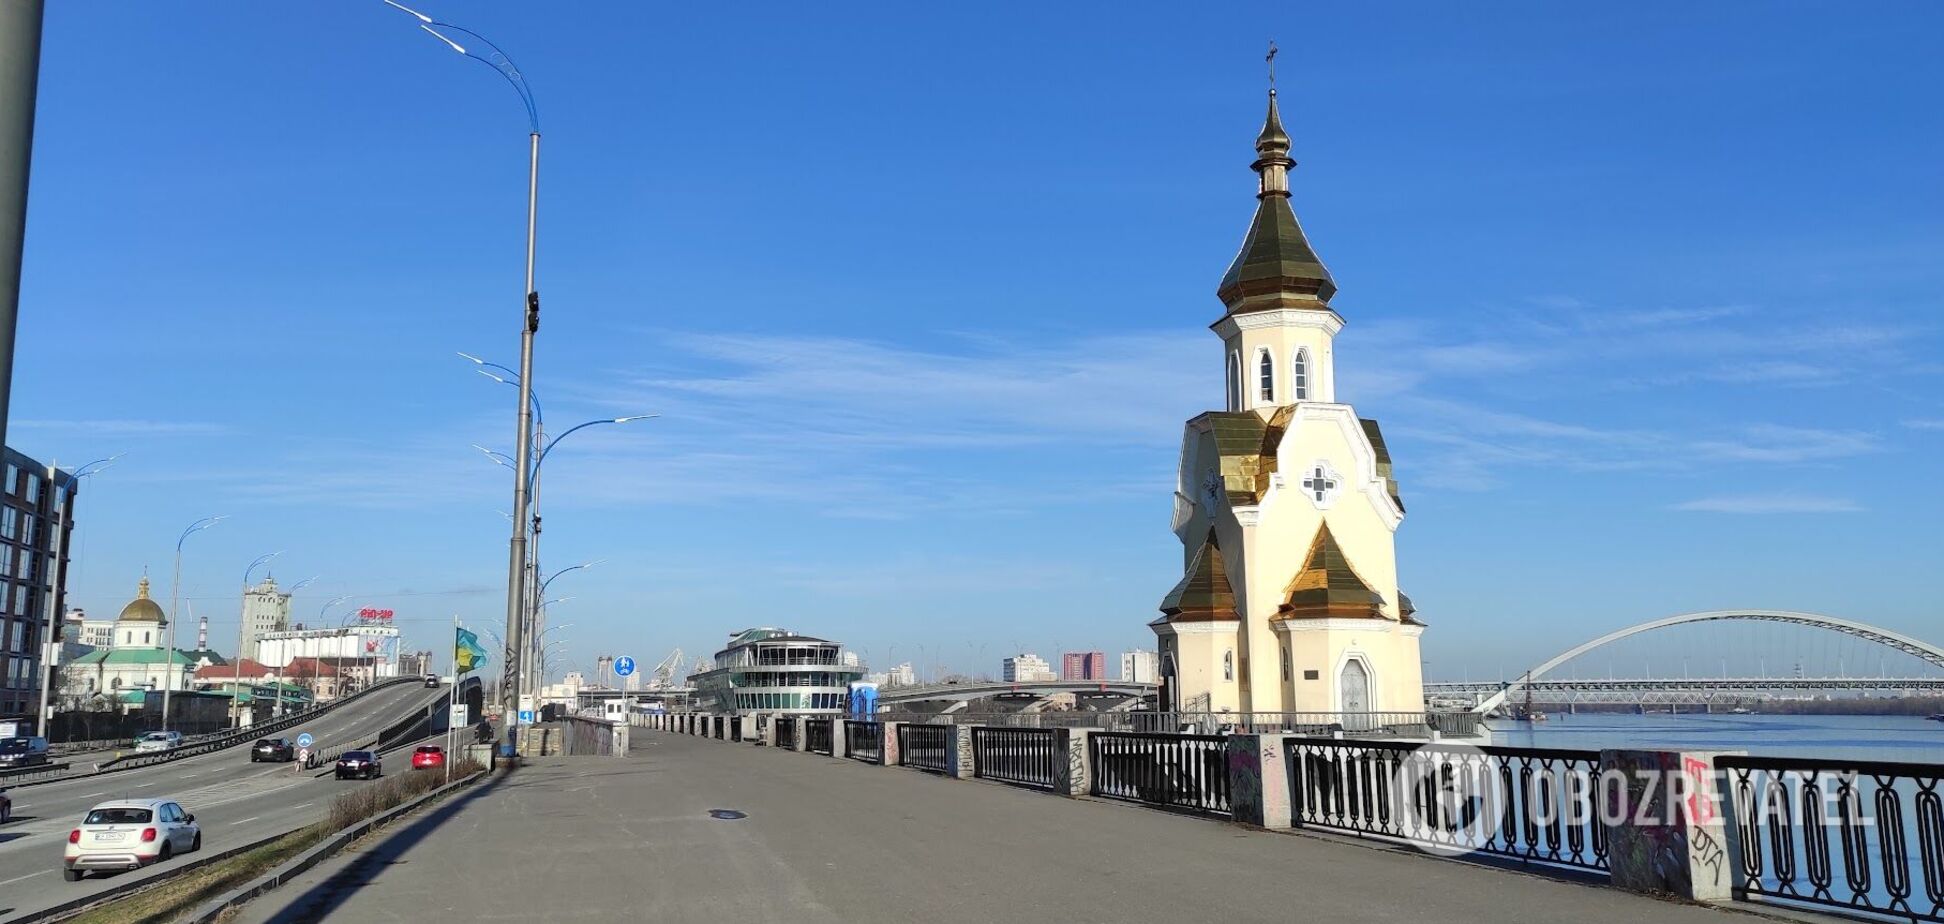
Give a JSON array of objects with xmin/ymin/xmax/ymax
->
[
  {"xmin": 1598, "ymin": 749, "xmax": 1739, "ymax": 904},
  {"xmin": 879, "ymin": 721, "xmax": 902, "ymax": 767},
  {"xmin": 947, "ymin": 725, "xmax": 976, "ymax": 779},
  {"xmin": 832, "ymin": 721, "xmax": 851, "ymax": 760},
  {"xmin": 1053, "ymin": 729, "xmax": 1091, "ymax": 796},
  {"xmin": 1226, "ymin": 734, "xmax": 1293, "ymax": 829}
]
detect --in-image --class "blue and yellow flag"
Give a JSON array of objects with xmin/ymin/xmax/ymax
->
[{"xmin": 455, "ymin": 627, "xmax": 490, "ymax": 675}]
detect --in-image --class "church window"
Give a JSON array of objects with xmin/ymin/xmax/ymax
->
[
  {"xmin": 111, "ymin": 677, "xmax": 121, "ymax": 690},
  {"xmin": 1222, "ymin": 650, "xmax": 1234, "ymax": 682},
  {"xmin": 143, "ymin": 631, "xmax": 151, "ymax": 645},
  {"xmin": 1257, "ymin": 348, "xmax": 1275, "ymax": 404},
  {"xmin": 1225, "ymin": 352, "xmax": 1242, "ymax": 411},
  {"xmin": 1292, "ymin": 348, "xmax": 1311, "ymax": 400},
  {"xmin": 1281, "ymin": 645, "xmax": 1291, "ymax": 682}
]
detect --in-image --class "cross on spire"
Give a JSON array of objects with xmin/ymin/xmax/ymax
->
[{"xmin": 1266, "ymin": 39, "xmax": 1278, "ymax": 95}]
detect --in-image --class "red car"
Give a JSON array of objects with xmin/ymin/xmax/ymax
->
[{"xmin": 410, "ymin": 745, "xmax": 446, "ymax": 770}]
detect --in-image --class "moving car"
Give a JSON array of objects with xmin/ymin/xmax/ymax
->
[
  {"xmin": 251, "ymin": 738, "xmax": 296, "ymax": 762},
  {"xmin": 410, "ymin": 745, "xmax": 445, "ymax": 770},
  {"xmin": 62, "ymin": 798, "xmax": 200, "ymax": 880},
  {"xmin": 133, "ymin": 731, "xmax": 183, "ymax": 753},
  {"xmin": 335, "ymin": 750, "xmax": 382, "ymax": 780},
  {"xmin": 423, "ymin": 672, "xmax": 440, "ymax": 688},
  {"xmin": 0, "ymin": 735, "xmax": 50, "ymax": 768}
]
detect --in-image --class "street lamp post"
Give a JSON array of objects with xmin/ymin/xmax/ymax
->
[
  {"xmin": 162, "ymin": 515, "xmax": 224, "ymax": 734},
  {"xmin": 386, "ymin": 0, "xmax": 541, "ymax": 760},
  {"xmin": 229, "ymin": 550, "xmax": 283, "ymax": 727},
  {"xmin": 35, "ymin": 454, "xmax": 121, "ymax": 736}
]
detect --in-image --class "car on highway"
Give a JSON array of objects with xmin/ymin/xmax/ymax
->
[
  {"xmin": 335, "ymin": 750, "xmax": 382, "ymax": 780},
  {"xmin": 62, "ymin": 798, "xmax": 201, "ymax": 880},
  {"xmin": 251, "ymin": 737, "xmax": 296, "ymax": 762},
  {"xmin": 410, "ymin": 745, "xmax": 446, "ymax": 770},
  {"xmin": 133, "ymin": 731, "xmax": 183, "ymax": 753},
  {"xmin": 0, "ymin": 735, "xmax": 50, "ymax": 768},
  {"xmin": 423, "ymin": 672, "xmax": 440, "ymax": 688}
]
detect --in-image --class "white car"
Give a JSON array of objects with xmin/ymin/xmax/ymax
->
[
  {"xmin": 133, "ymin": 731, "xmax": 183, "ymax": 753},
  {"xmin": 62, "ymin": 799, "xmax": 201, "ymax": 880}
]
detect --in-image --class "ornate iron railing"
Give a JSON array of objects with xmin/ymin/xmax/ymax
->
[
  {"xmin": 972, "ymin": 727, "xmax": 1059, "ymax": 790},
  {"xmin": 806, "ymin": 718, "xmax": 834, "ymax": 755},
  {"xmin": 775, "ymin": 717, "xmax": 797, "ymax": 750},
  {"xmin": 844, "ymin": 721, "xmax": 882, "ymax": 763},
  {"xmin": 1091, "ymin": 732, "xmax": 1230, "ymax": 815},
  {"xmin": 1720, "ymin": 754, "xmax": 1944, "ymax": 923},
  {"xmin": 1286, "ymin": 738, "xmax": 1606, "ymax": 873},
  {"xmin": 869, "ymin": 710, "xmax": 1478, "ymax": 738},
  {"xmin": 898, "ymin": 724, "xmax": 952, "ymax": 774}
]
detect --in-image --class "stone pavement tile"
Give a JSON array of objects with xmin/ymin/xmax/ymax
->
[{"xmin": 232, "ymin": 733, "xmax": 1759, "ymax": 924}]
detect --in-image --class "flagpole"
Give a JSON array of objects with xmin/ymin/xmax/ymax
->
[{"xmin": 447, "ymin": 614, "xmax": 460, "ymax": 785}]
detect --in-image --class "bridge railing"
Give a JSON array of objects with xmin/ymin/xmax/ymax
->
[
  {"xmin": 872, "ymin": 710, "xmax": 1476, "ymax": 737},
  {"xmin": 897, "ymin": 723, "xmax": 952, "ymax": 774},
  {"xmin": 805, "ymin": 718, "xmax": 834, "ymax": 755},
  {"xmin": 1285, "ymin": 737, "xmax": 1608, "ymax": 875},
  {"xmin": 843, "ymin": 720, "xmax": 882, "ymax": 763},
  {"xmin": 1719, "ymin": 753, "xmax": 1944, "ymax": 923},
  {"xmin": 1090, "ymin": 731, "xmax": 1230, "ymax": 816},
  {"xmin": 970, "ymin": 727, "xmax": 1059, "ymax": 790}
]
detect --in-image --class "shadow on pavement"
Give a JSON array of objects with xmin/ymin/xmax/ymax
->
[{"xmin": 242, "ymin": 767, "xmax": 517, "ymax": 924}]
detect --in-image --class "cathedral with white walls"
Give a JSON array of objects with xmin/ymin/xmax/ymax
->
[{"xmin": 1151, "ymin": 86, "xmax": 1425, "ymax": 719}]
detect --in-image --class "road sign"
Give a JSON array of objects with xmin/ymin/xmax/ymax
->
[
  {"xmin": 519, "ymin": 710, "xmax": 535, "ymax": 723},
  {"xmin": 450, "ymin": 704, "xmax": 469, "ymax": 725},
  {"xmin": 614, "ymin": 656, "xmax": 636, "ymax": 677},
  {"xmin": 295, "ymin": 732, "xmax": 314, "ymax": 748},
  {"xmin": 296, "ymin": 747, "xmax": 310, "ymax": 767}
]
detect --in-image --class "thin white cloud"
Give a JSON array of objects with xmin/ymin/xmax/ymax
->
[
  {"xmin": 1671, "ymin": 494, "xmax": 1865, "ymax": 515},
  {"xmin": 1902, "ymin": 419, "xmax": 1944, "ymax": 431},
  {"xmin": 1691, "ymin": 425, "xmax": 1879, "ymax": 464},
  {"xmin": 11, "ymin": 418, "xmax": 231, "ymax": 436}
]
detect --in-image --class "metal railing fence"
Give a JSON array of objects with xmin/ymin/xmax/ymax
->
[{"xmin": 1090, "ymin": 732, "xmax": 1230, "ymax": 816}]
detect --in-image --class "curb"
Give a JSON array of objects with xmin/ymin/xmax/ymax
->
[
  {"xmin": 5, "ymin": 830, "xmax": 292, "ymax": 924},
  {"xmin": 182, "ymin": 768, "xmax": 489, "ymax": 923}
]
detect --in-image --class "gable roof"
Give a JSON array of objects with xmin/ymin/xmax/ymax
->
[
  {"xmin": 1276, "ymin": 521, "xmax": 1387, "ymax": 621},
  {"xmin": 1159, "ymin": 531, "xmax": 1239, "ymax": 622},
  {"xmin": 71, "ymin": 647, "xmax": 197, "ymax": 667}
]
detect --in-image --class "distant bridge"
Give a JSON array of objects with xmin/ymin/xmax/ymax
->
[
  {"xmin": 1428, "ymin": 676, "xmax": 1944, "ymax": 707},
  {"xmin": 1465, "ymin": 610, "xmax": 1944, "ymax": 714},
  {"xmin": 875, "ymin": 679, "xmax": 1157, "ymax": 707}
]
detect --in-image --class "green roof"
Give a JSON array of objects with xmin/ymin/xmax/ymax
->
[
  {"xmin": 118, "ymin": 690, "xmax": 148, "ymax": 703},
  {"xmin": 71, "ymin": 647, "xmax": 197, "ymax": 666}
]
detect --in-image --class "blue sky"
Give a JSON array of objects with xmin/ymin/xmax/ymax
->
[{"xmin": 12, "ymin": 2, "xmax": 1943, "ymax": 683}]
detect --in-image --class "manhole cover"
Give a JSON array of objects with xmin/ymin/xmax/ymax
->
[{"xmin": 708, "ymin": 809, "xmax": 747, "ymax": 820}]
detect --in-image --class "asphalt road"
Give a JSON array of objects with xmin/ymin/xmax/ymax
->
[
  {"xmin": 0, "ymin": 681, "xmax": 450, "ymax": 923},
  {"xmin": 231, "ymin": 731, "xmax": 1753, "ymax": 924}
]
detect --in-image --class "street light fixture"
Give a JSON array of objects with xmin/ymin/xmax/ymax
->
[
  {"xmin": 35, "ymin": 453, "xmax": 122, "ymax": 736},
  {"xmin": 385, "ymin": 0, "xmax": 541, "ymax": 760},
  {"xmin": 163, "ymin": 515, "xmax": 225, "ymax": 734}
]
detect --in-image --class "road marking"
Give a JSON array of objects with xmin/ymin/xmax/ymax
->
[
  {"xmin": 0, "ymin": 869, "xmax": 53, "ymax": 887},
  {"xmin": 290, "ymin": 802, "xmax": 313, "ymax": 810},
  {"xmin": 83, "ymin": 791, "xmax": 107, "ymax": 797},
  {"xmin": 229, "ymin": 815, "xmax": 261, "ymax": 826}
]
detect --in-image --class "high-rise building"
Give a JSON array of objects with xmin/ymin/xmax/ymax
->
[
  {"xmin": 1150, "ymin": 82, "xmax": 1423, "ymax": 717},
  {"xmin": 1002, "ymin": 653, "xmax": 1054, "ymax": 683},
  {"xmin": 1120, "ymin": 650, "xmax": 1158, "ymax": 683},
  {"xmin": 884, "ymin": 662, "xmax": 917, "ymax": 687},
  {"xmin": 1062, "ymin": 651, "xmax": 1107, "ymax": 680},
  {"xmin": 240, "ymin": 577, "xmax": 293, "ymax": 662},
  {"xmin": 65, "ymin": 608, "xmax": 111, "ymax": 649},
  {"xmin": 1, "ymin": 449, "xmax": 78, "ymax": 725}
]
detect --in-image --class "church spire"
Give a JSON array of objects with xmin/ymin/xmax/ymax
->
[{"xmin": 1217, "ymin": 63, "xmax": 1336, "ymax": 313}]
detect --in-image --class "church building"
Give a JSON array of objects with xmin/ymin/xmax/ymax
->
[
  {"xmin": 63, "ymin": 576, "xmax": 198, "ymax": 708},
  {"xmin": 1151, "ymin": 85, "xmax": 1425, "ymax": 719}
]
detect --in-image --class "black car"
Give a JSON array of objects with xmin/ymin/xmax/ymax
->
[
  {"xmin": 334, "ymin": 750, "xmax": 382, "ymax": 780},
  {"xmin": 251, "ymin": 738, "xmax": 295, "ymax": 762}
]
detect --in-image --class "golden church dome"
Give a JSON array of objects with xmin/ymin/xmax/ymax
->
[{"xmin": 116, "ymin": 576, "xmax": 167, "ymax": 624}]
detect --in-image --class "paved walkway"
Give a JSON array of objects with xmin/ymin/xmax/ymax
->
[{"xmin": 234, "ymin": 733, "xmax": 1755, "ymax": 924}]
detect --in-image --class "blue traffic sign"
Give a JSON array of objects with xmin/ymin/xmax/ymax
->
[
  {"xmin": 295, "ymin": 732, "xmax": 314, "ymax": 748},
  {"xmin": 614, "ymin": 656, "xmax": 636, "ymax": 677},
  {"xmin": 518, "ymin": 710, "xmax": 535, "ymax": 723}
]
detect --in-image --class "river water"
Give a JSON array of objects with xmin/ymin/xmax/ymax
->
[{"xmin": 1487, "ymin": 712, "xmax": 1944, "ymax": 764}]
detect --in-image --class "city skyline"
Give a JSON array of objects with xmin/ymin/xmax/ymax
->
[{"xmin": 11, "ymin": 3, "xmax": 1942, "ymax": 684}]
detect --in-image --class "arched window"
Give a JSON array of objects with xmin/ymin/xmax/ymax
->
[
  {"xmin": 143, "ymin": 631, "xmax": 151, "ymax": 645},
  {"xmin": 1222, "ymin": 650, "xmax": 1234, "ymax": 682},
  {"xmin": 1292, "ymin": 348, "xmax": 1311, "ymax": 401},
  {"xmin": 1225, "ymin": 353, "xmax": 1242, "ymax": 411},
  {"xmin": 110, "ymin": 677, "xmax": 121, "ymax": 690},
  {"xmin": 1257, "ymin": 348, "xmax": 1275, "ymax": 404},
  {"xmin": 1281, "ymin": 645, "xmax": 1291, "ymax": 682}
]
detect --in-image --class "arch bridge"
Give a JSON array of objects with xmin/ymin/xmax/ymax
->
[{"xmin": 1463, "ymin": 610, "xmax": 1944, "ymax": 715}]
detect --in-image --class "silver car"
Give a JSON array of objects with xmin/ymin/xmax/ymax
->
[
  {"xmin": 133, "ymin": 731, "xmax": 183, "ymax": 753},
  {"xmin": 62, "ymin": 798, "xmax": 201, "ymax": 880}
]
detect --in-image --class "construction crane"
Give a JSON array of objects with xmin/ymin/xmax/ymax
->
[{"xmin": 647, "ymin": 648, "xmax": 684, "ymax": 691}]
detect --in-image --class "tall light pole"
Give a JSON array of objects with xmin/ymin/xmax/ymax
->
[
  {"xmin": 385, "ymin": 0, "xmax": 540, "ymax": 759},
  {"xmin": 531, "ymin": 561, "xmax": 597, "ymax": 692},
  {"xmin": 229, "ymin": 550, "xmax": 282, "ymax": 727},
  {"xmin": 0, "ymin": 0, "xmax": 43, "ymax": 452},
  {"xmin": 35, "ymin": 453, "xmax": 121, "ymax": 735},
  {"xmin": 162, "ymin": 515, "xmax": 224, "ymax": 733}
]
